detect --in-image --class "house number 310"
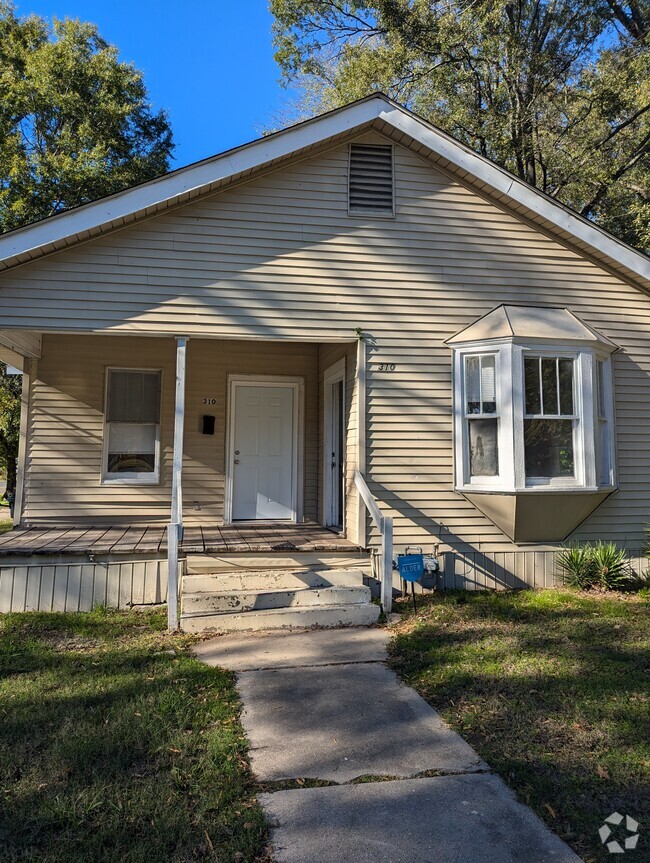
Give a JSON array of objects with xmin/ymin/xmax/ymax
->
[
  {"xmin": 377, "ymin": 363, "xmax": 396, "ymax": 372},
  {"xmin": 203, "ymin": 397, "xmax": 217, "ymax": 405}
]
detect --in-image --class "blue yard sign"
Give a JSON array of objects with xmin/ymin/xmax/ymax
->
[{"xmin": 397, "ymin": 553, "xmax": 424, "ymax": 583}]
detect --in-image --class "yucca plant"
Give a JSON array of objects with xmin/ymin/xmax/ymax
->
[
  {"xmin": 590, "ymin": 541, "xmax": 634, "ymax": 590},
  {"xmin": 557, "ymin": 542, "xmax": 635, "ymax": 590},
  {"xmin": 556, "ymin": 544, "xmax": 596, "ymax": 589}
]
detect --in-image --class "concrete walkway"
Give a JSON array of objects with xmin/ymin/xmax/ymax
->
[{"xmin": 194, "ymin": 628, "xmax": 583, "ymax": 863}]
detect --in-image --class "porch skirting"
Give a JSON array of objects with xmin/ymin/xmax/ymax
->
[
  {"xmin": 1, "ymin": 547, "xmax": 645, "ymax": 614},
  {"xmin": 0, "ymin": 554, "xmax": 169, "ymax": 613}
]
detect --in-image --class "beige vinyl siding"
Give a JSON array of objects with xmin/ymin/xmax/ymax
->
[
  {"xmin": 23, "ymin": 335, "xmax": 320, "ymax": 524},
  {"xmin": 3, "ymin": 131, "xmax": 650, "ymax": 550}
]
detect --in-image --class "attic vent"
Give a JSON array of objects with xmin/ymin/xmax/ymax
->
[{"xmin": 348, "ymin": 144, "xmax": 394, "ymax": 215}]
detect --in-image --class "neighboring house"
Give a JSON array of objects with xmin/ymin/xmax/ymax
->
[{"xmin": 0, "ymin": 94, "xmax": 648, "ymax": 627}]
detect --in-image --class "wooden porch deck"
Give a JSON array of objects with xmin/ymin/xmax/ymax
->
[{"xmin": 0, "ymin": 522, "xmax": 362, "ymax": 557}]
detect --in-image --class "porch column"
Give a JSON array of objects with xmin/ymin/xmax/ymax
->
[{"xmin": 167, "ymin": 336, "xmax": 188, "ymax": 631}]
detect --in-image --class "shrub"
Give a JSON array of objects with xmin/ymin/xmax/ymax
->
[
  {"xmin": 557, "ymin": 542, "xmax": 635, "ymax": 591},
  {"xmin": 557, "ymin": 544, "xmax": 596, "ymax": 589},
  {"xmin": 590, "ymin": 542, "xmax": 635, "ymax": 590}
]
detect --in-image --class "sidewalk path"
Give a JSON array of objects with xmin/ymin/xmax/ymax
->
[{"xmin": 194, "ymin": 627, "xmax": 582, "ymax": 863}]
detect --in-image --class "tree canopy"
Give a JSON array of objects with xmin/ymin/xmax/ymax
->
[
  {"xmin": 271, "ymin": 0, "xmax": 649, "ymax": 250},
  {"xmin": 0, "ymin": 1, "xmax": 173, "ymax": 232}
]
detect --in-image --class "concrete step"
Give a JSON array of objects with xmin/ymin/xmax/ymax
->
[
  {"xmin": 182, "ymin": 568, "xmax": 366, "ymax": 593},
  {"xmin": 181, "ymin": 584, "xmax": 371, "ymax": 615},
  {"xmin": 180, "ymin": 602, "xmax": 381, "ymax": 634},
  {"xmin": 185, "ymin": 552, "xmax": 370, "ymax": 575}
]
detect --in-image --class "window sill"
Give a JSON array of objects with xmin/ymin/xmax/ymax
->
[
  {"xmin": 101, "ymin": 477, "xmax": 161, "ymax": 487},
  {"xmin": 456, "ymin": 484, "xmax": 616, "ymax": 495}
]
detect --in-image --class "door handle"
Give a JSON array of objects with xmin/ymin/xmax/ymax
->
[{"xmin": 234, "ymin": 459, "xmax": 240, "ymax": 464}]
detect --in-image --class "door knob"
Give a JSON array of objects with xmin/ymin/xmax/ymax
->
[{"xmin": 234, "ymin": 459, "xmax": 240, "ymax": 464}]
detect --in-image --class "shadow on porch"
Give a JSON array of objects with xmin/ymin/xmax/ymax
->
[{"xmin": 0, "ymin": 521, "xmax": 363, "ymax": 558}]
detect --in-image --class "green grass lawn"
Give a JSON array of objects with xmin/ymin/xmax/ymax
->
[
  {"xmin": 0, "ymin": 609, "xmax": 269, "ymax": 862},
  {"xmin": 389, "ymin": 589, "xmax": 650, "ymax": 863}
]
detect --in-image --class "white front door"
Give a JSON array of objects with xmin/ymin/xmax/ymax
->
[{"xmin": 231, "ymin": 384, "xmax": 295, "ymax": 520}]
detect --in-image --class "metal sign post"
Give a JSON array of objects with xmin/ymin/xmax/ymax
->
[{"xmin": 396, "ymin": 548, "xmax": 425, "ymax": 612}]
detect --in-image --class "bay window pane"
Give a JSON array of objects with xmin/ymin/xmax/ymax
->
[
  {"xmin": 541, "ymin": 358, "xmax": 558, "ymax": 415},
  {"xmin": 108, "ymin": 423, "xmax": 156, "ymax": 473},
  {"xmin": 481, "ymin": 355, "xmax": 496, "ymax": 414},
  {"xmin": 524, "ymin": 419, "xmax": 574, "ymax": 478},
  {"xmin": 524, "ymin": 357, "xmax": 541, "ymax": 414},
  {"xmin": 468, "ymin": 418, "xmax": 499, "ymax": 476},
  {"xmin": 558, "ymin": 359, "xmax": 574, "ymax": 415},
  {"xmin": 597, "ymin": 360, "xmax": 606, "ymax": 418},
  {"xmin": 599, "ymin": 421, "xmax": 611, "ymax": 485},
  {"xmin": 465, "ymin": 355, "xmax": 481, "ymax": 414}
]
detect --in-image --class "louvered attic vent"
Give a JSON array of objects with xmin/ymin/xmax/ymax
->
[{"xmin": 348, "ymin": 144, "xmax": 394, "ymax": 215}]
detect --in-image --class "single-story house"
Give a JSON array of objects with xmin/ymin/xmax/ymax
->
[{"xmin": 0, "ymin": 94, "xmax": 648, "ymax": 629}]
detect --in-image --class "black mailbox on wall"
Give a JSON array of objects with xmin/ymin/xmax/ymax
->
[{"xmin": 202, "ymin": 415, "xmax": 216, "ymax": 435}]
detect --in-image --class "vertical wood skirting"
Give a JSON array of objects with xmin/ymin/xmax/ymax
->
[
  {"xmin": 0, "ymin": 558, "xmax": 169, "ymax": 612},
  {"xmin": 13, "ymin": 357, "xmax": 33, "ymax": 527}
]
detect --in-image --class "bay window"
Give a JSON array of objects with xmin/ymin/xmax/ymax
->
[
  {"xmin": 451, "ymin": 307, "xmax": 617, "ymax": 495},
  {"xmin": 103, "ymin": 368, "xmax": 162, "ymax": 484}
]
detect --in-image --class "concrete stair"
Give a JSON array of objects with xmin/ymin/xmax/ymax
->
[{"xmin": 180, "ymin": 556, "xmax": 379, "ymax": 633}]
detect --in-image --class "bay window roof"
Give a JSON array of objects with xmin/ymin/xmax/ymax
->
[{"xmin": 447, "ymin": 305, "xmax": 618, "ymax": 350}]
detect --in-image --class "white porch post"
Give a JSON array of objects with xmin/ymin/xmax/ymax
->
[
  {"xmin": 168, "ymin": 336, "xmax": 188, "ymax": 631},
  {"xmin": 381, "ymin": 515, "xmax": 393, "ymax": 614},
  {"xmin": 356, "ymin": 338, "xmax": 367, "ymax": 548}
]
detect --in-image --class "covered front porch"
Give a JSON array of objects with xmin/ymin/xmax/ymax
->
[
  {"xmin": 0, "ymin": 329, "xmax": 394, "ymax": 624},
  {"xmin": 0, "ymin": 521, "xmax": 362, "ymax": 557}
]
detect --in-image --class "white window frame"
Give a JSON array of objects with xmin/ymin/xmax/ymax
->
[
  {"xmin": 101, "ymin": 367, "xmax": 163, "ymax": 486},
  {"xmin": 453, "ymin": 340, "xmax": 616, "ymax": 494}
]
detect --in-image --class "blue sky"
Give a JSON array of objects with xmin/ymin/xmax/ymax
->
[{"xmin": 17, "ymin": 1, "xmax": 297, "ymax": 167}]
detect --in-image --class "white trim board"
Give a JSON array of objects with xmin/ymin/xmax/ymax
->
[
  {"xmin": 224, "ymin": 374, "xmax": 305, "ymax": 524},
  {"xmin": 0, "ymin": 94, "xmax": 646, "ymax": 293}
]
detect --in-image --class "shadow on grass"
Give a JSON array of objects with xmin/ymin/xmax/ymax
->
[
  {"xmin": 388, "ymin": 590, "xmax": 650, "ymax": 863},
  {"xmin": 0, "ymin": 609, "xmax": 268, "ymax": 863}
]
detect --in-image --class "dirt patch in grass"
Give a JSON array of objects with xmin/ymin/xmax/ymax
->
[
  {"xmin": 388, "ymin": 589, "xmax": 650, "ymax": 863},
  {"xmin": 0, "ymin": 608, "xmax": 271, "ymax": 862}
]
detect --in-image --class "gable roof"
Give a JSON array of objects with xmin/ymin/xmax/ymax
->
[
  {"xmin": 447, "ymin": 305, "xmax": 618, "ymax": 349},
  {"xmin": 0, "ymin": 93, "xmax": 647, "ymax": 293}
]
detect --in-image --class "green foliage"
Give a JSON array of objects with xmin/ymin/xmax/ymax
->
[
  {"xmin": 0, "ymin": 1, "xmax": 173, "ymax": 232},
  {"xmin": 0, "ymin": 362, "xmax": 20, "ymax": 494},
  {"xmin": 271, "ymin": 0, "xmax": 650, "ymax": 250},
  {"xmin": 557, "ymin": 544, "xmax": 596, "ymax": 589},
  {"xmin": 557, "ymin": 541, "xmax": 636, "ymax": 590}
]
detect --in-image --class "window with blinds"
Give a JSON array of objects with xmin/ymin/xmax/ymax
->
[
  {"xmin": 464, "ymin": 354, "xmax": 499, "ymax": 478},
  {"xmin": 348, "ymin": 143, "xmax": 394, "ymax": 215},
  {"xmin": 103, "ymin": 368, "xmax": 162, "ymax": 483}
]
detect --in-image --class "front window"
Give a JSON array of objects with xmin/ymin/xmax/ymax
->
[
  {"xmin": 523, "ymin": 356, "xmax": 575, "ymax": 480},
  {"xmin": 453, "ymin": 339, "xmax": 616, "ymax": 493},
  {"xmin": 464, "ymin": 354, "xmax": 499, "ymax": 479},
  {"xmin": 103, "ymin": 369, "xmax": 161, "ymax": 483}
]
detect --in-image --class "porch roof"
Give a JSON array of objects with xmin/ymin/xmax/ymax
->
[{"xmin": 0, "ymin": 522, "xmax": 363, "ymax": 558}]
